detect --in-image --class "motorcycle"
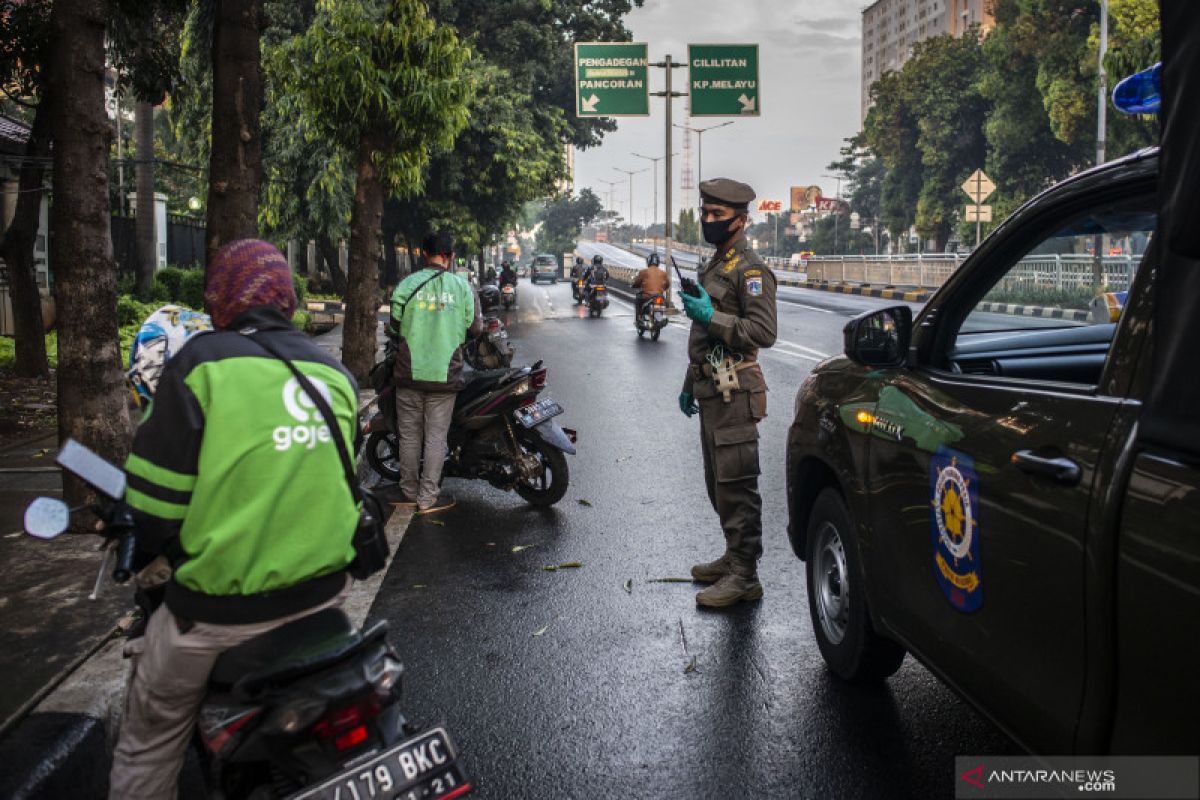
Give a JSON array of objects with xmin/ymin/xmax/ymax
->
[
  {"xmin": 585, "ymin": 283, "xmax": 608, "ymax": 318},
  {"xmin": 635, "ymin": 293, "xmax": 668, "ymax": 341},
  {"xmin": 22, "ymin": 440, "xmax": 472, "ymax": 800},
  {"xmin": 500, "ymin": 283, "xmax": 516, "ymax": 310},
  {"xmin": 363, "ymin": 323, "xmax": 576, "ymax": 507},
  {"xmin": 572, "ymin": 277, "xmax": 585, "ymax": 305},
  {"xmin": 478, "ymin": 280, "xmax": 500, "ymax": 312}
]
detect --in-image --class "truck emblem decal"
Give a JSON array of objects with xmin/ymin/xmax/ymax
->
[{"xmin": 930, "ymin": 448, "xmax": 982, "ymax": 612}]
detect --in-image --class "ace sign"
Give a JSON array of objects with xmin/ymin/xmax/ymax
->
[{"xmin": 756, "ymin": 199, "xmax": 784, "ymax": 214}]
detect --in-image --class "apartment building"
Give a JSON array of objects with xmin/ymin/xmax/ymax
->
[{"xmin": 861, "ymin": 0, "xmax": 994, "ymax": 121}]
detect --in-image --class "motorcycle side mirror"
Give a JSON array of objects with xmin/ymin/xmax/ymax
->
[{"xmin": 24, "ymin": 496, "xmax": 71, "ymax": 540}]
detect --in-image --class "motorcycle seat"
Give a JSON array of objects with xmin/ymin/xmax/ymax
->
[
  {"xmin": 209, "ymin": 608, "xmax": 388, "ymax": 696},
  {"xmin": 457, "ymin": 368, "xmax": 515, "ymax": 407}
]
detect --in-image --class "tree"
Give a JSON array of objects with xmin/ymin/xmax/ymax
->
[
  {"xmin": 0, "ymin": 0, "xmax": 52, "ymax": 377},
  {"xmin": 676, "ymin": 208, "xmax": 700, "ymax": 246},
  {"xmin": 536, "ymin": 189, "xmax": 603, "ymax": 257},
  {"xmin": 278, "ymin": 0, "xmax": 474, "ymax": 381},
  {"xmin": 46, "ymin": 0, "xmax": 132, "ymax": 495},
  {"xmin": 206, "ymin": 0, "xmax": 265, "ymax": 265},
  {"xmin": 863, "ymin": 70, "xmax": 921, "ymax": 248}
]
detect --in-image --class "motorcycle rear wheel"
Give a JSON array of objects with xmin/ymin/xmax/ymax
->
[
  {"xmin": 514, "ymin": 434, "xmax": 569, "ymax": 506},
  {"xmin": 651, "ymin": 327, "xmax": 661, "ymax": 342},
  {"xmin": 365, "ymin": 431, "xmax": 402, "ymax": 483}
]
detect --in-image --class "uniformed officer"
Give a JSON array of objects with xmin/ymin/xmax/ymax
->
[{"xmin": 678, "ymin": 178, "xmax": 778, "ymax": 608}]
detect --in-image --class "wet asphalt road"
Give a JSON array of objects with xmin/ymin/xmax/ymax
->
[{"xmin": 367, "ymin": 271, "xmax": 1018, "ymax": 800}]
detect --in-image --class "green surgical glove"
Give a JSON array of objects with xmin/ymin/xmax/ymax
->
[
  {"xmin": 679, "ymin": 391, "xmax": 699, "ymax": 417},
  {"xmin": 681, "ymin": 284, "xmax": 714, "ymax": 326}
]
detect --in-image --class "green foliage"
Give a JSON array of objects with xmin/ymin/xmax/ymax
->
[
  {"xmin": 117, "ymin": 295, "xmax": 159, "ymax": 326},
  {"xmin": 0, "ymin": 0, "xmax": 51, "ymax": 101},
  {"xmin": 150, "ymin": 266, "xmax": 206, "ymax": 309},
  {"xmin": 276, "ymin": 0, "xmax": 475, "ymax": 199},
  {"xmin": 676, "ymin": 208, "xmax": 700, "ymax": 246},
  {"xmin": 292, "ymin": 274, "xmax": 309, "ymax": 307},
  {"xmin": 536, "ymin": 189, "xmax": 603, "ymax": 256},
  {"xmin": 292, "ymin": 310, "xmax": 312, "ymax": 332},
  {"xmin": 0, "ymin": 331, "xmax": 57, "ymax": 370}
]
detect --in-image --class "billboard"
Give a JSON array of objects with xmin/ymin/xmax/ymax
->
[{"xmin": 790, "ymin": 185, "xmax": 823, "ymax": 211}]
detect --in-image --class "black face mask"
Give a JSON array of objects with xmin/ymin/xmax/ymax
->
[{"xmin": 702, "ymin": 215, "xmax": 741, "ymax": 245}]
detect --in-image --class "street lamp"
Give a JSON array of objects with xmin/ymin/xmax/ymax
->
[
  {"xmin": 631, "ymin": 151, "xmax": 677, "ymax": 246},
  {"xmin": 673, "ymin": 121, "xmax": 735, "ymax": 186},
  {"xmin": 614, "ymin": 166, "xmax": 648, "ymax": 240},
  {"xmin": 821, "ymin": 172, "xmax": 846, "ymax": 255},
  {"xmin": 598, "ymin": 178, "xmax": 621, "ymax": 239}
]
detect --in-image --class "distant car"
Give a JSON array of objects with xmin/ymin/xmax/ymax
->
[
  {"xmin": 516, "ymin": 264, "xmax": 529, "ymax": 278},
  {"xmin": 530, "ymin": 254, "xmax": 558, "ymax": 284},
  {"xmin": 785, "ymin": 148, "xmax": 1198, "ymax": 755}
]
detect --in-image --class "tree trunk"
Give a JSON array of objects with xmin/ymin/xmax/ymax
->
[
  {"xmin": 135, "ymin": 100, "xmax": 156, "ymax": 295},
  {"xmin": 0, "ymin": 101, "xmax": 51, "ymax": 378},
  {"xmin": 47, "ymin": 0, "xmax": 131, "ymax": 500},
  {"xmin": 317, "ymin": 234, "xmax": 345, "ymax": 295},
  {"xmin": 205, "ymin": 0, "xmax": 264, "ymax": 269},
  {"xmin": 342, "ymin": 131, "xmax": 385, "ymax": 383}
]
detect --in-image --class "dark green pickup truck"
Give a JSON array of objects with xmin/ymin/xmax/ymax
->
[{"xmin": 785, "ymin": 148, "xmax": 1199, "ymax": 756}]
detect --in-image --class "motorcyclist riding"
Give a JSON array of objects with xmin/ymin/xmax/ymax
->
[
  {"xmin": 499, "ymin": 261, "xmax": 518, "ymax": 287},
  {"xmin": 633, "ymin": 252, "xmax": 669, "ymax": 319},
  {"xmin": 584, "ymin": 254, "xmax": 608, "ymax": 293}
]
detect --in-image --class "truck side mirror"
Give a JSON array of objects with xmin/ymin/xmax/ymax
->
[{"xmin": 844, "ymin": 306, "xmax": 912, "ymax": 368}]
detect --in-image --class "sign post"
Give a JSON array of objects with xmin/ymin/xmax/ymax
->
[
  {"xmin": 574, "ymin": 43, "xmax": 650, "ymax": 117},
  {"xmin": 961, "ymin": 169, "xmax": 996, "ymax": 247},
  {"xmin": 688, "ymin": 44, "xmax": 760, "ymax": 116}
]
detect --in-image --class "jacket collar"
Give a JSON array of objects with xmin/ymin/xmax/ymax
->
[{"xmin": 228, "ymin": 305, "xmax": 295, "ymax": 333}]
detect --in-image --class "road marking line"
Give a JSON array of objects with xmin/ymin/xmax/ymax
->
[
  {"xmin": 769, "ymin": 345, "xmax": 822, "ymax": 363},
  {"xmin": 774, "ymin": 338, "xmax": 830, "ymax": 358},
  {"xmin": 778, "ymin": 298, "xmax": 835, "ymax": 314}
]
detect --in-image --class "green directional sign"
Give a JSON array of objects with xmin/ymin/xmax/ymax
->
[
  {"xmin": 574, "ymin": 42, "xmax": 650, "ymax": 118},
  {"xmin": 688, "ymin": 44, "xmax": 760, "ymax": 117}
]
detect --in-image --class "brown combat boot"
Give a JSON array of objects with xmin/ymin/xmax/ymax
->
[
  {"xmin": 690, "ymin": 553, "xmax": 732, "ymax": 584},
  {"xmin": 695, "ymin": 566, "xmax": 763, "ymax": 608}
]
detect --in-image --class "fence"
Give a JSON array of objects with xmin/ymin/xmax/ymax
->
[{"xmin": 111, "ymin": 214, "xmax": 206, "ymax": 278}]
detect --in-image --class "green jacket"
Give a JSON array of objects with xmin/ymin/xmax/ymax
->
[
  {"xmin": 389, "ymin": 266, "xmax": 483, "ymax": 392},
  {"xmin": 125, "ymin": 306, "xmax": 359, "ymax": 624}
]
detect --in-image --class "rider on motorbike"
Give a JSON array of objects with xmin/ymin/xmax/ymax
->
[
  {"xmin": 569, "ymin": 256, "xmax": 584, "ymax": 281},
  {"xmin": 499, "ymin": 260, "xmax": 518, "ymax": 287},
  {"xmin": 632, "ymin": 251, "xmax": 669, "ymax": 319},
  {"xmin": 584, "ymin": 254, "xmax": 608, "ymax": 298},
  {"xmin": 110, "ymin": 239, "xmax": 359, "ymax": 799}
]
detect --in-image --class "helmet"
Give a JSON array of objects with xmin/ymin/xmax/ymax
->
[
  {"xmin": 592, "ymin": 254, "xmax": 604, "ymax": 266},
  {"xmin": 575, "ymin": 256, "xmax": 584, "ymax": 265},
  {"xmin": 646, "ymin": 253, "xmax": 660, "ymax": 267}
]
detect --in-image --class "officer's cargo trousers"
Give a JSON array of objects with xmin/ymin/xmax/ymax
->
[{"xmin": 698, "ymin": 387, "xmax": 765, "ymax": 569}]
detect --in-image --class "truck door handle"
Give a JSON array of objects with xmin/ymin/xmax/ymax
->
[{"xmin": 1011, "ymin": 450, "xmax": 1081, "ymax": 486}]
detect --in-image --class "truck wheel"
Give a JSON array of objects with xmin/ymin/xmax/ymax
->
[{"xmin": 806, "ymin": 487, "xmax": 905, "ymax": 682}]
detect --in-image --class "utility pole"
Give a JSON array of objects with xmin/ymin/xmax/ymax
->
[
  {"xmin": 674, "ymin": 120, "xmax": 734, "ymax": 186},
  {"xmin": 614, "ymin": 166, "xmax": 648, "ymax": 242},
  {"xmin": 822, "ymin": 173, "xmax": 845, "ymax": 254},
  {"xmin": 1097, "ymin": 0, "xmax": 1109, "ymax": 165},
  {"xmin": 651, "ymin": 55, "xmax": 686, "ymax": 306}
]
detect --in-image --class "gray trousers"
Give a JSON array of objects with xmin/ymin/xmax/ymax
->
[
  {"xmin": 395, "ymin": 387, "xmax": 457, "ymax": 506},
  {"xmin": 109, "ymin": 579, "xmax": 350, "ymax": 800}
]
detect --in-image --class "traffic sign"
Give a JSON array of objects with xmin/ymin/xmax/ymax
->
[
  {"xmin": 964, "ymin": 204, "xmax": 993, "ymax": 223},
  {"xmin": 962, "ymin": 169, "xmax": 995, "ymax": 203},
  {"xmin": 688, "ymin": 44, "xmax": 759, "ymax": 116},
  {"xmin": 574, "ymin": 42, "xmax": 649, "ymax": 117}
]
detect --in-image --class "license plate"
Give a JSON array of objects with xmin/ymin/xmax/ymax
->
[
  {"xmin": 288, "ymin": 728, "xmax": 470, "ymax": 800},
  {"xmin": 514, "ymin": 397, "xmax": 563, "ymax": 428}
]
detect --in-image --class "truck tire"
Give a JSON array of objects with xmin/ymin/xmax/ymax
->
[{"xmin": 805, "ymin": 487, "xmax": 906, "ymax": 682}]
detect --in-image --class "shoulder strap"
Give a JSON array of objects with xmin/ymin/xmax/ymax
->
[
  {"xmin": 240, "ymin": 329, "xmax": 360, "ymax": 503},
  {"xmin": 394, "ymin": 269, "xmax": 446, "ymax": 323}
]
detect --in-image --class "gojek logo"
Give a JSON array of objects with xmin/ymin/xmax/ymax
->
[{"xmin": 273, "ymin": 376, "xmax": 334, "ymax": 451}]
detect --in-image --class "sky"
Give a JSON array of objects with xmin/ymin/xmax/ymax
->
[{"xmin": 573, "ymin": 0, "xmax": 864, "ymax": 227}]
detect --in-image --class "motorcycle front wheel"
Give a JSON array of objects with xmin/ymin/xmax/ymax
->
[
  {"xmin": 514, "ymin": 434, "xmax": 569, "ymax": 506},
  {"xmin": 365, "ymin": 431, "xmax": 402, "ymax": 483}
]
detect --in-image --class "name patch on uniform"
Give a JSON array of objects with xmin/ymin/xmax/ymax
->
[
  {"xmin": 745, "ymin": 276, "xmax": 763, "ymax": 296},
  {"xmin": 929, "ymin": 447, "xmax": 982, "ymax": 613}
]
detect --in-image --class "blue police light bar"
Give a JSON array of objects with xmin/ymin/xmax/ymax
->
[{"xmin": 1112, "ymin": 62, "xmax": 1161, "ymax": 115}]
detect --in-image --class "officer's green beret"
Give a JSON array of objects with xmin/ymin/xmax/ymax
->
[{"xmin": 699, "ymin": 178, "xmax": 756, "ymax": 211}]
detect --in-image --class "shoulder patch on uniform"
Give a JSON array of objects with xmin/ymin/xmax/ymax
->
[
  {"xmin": 744, "ymin": 268, "xmax": 762, "ymax": 278},
  {"xmin": 745, "ymin": 276, "xmax": 763, "ymax": 296}
]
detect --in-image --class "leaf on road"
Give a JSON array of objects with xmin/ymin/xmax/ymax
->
[
  {"xmin": 647, "ymin": 577, "xmax": 692, "ymax": 583},
  {"xmin": 486, "ymin": 542, "xmax": 496, "ymax": 547},
  {"xmin": 577, "ymin": 498, "xmax": 593, "ymax": 507},
  {"xmin": 412, "ymin": 584, "xmax": 426, "ymax": 589},
  {"xmin": 684, "ymin": 655, "xmax": 699, "ymax": 674},
  {"xmin": 511, "ymin": 544, "xmax": 535, "ymax": 553},
  {"xmin": 31, "ymin": 448, "xmax": 49, "ymax": 458},
  {"xmin": 615, "ymin": 455, "xmax": 630, "ymax": 463},
  {"xmin": 623, "ymin": 579, "xmax": 633, "ymax": 594},
  {"xmin": 428, "ymin": 519, "xmax": 445, "ymax": 526},
  {"xmin": 532, "ymin": 624, "xmax": 549, "ymax": 637},
  {"xmin": 543, "ymin": 562, "xmax": 582, "ymax": 572}
]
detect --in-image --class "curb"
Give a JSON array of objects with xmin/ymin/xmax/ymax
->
[
  {"xmin": 975, "ymin": 301, "xmax": 1091, "ymax": 321},
  {"xmin": 801, "ymin": 281, "xmax": 931, "ymax": 302}
]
